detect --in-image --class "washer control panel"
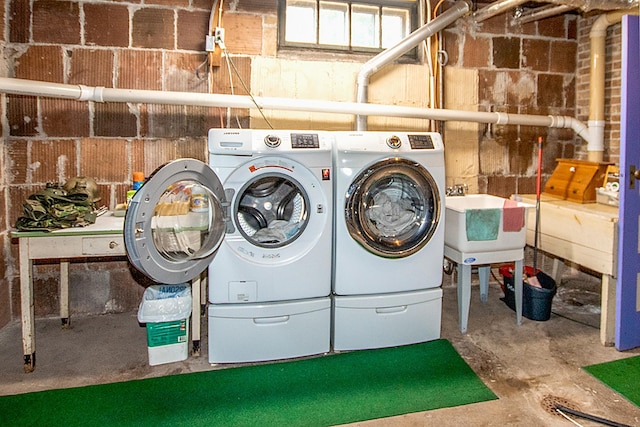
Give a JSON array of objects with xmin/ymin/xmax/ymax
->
[{"xmin": 291, "ymin": 133, "xmax": 320, "ymax": 149}]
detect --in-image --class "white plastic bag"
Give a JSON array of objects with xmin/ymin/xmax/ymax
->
[{"xmin": 137, "ymin": 284, "xmax": 192, "ymax": 323}]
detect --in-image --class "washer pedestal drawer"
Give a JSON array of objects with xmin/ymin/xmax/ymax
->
[
  {"xmin": 208, "ymin": 297, "xmax": 331, "ymax": 364},
  {"xmin": 332, "ymin": 288, "xmax": 442, "ymax": 351}
]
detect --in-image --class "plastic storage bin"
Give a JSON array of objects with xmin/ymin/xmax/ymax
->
[
  {"xmin": 138, "ymin": 284, "xmax": 192, "ymax": 366},
  {"xmin": 500, "ymin": 265, "xmax": 556, "ymax": 321}
]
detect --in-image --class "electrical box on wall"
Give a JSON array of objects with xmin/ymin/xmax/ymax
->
[{"xmin": 544, "ymin": 159, "xmax": 614, "ymax": 203}]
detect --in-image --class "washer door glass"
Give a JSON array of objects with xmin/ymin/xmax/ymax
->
[
  {"xmin": 124, "ymin": 159, "xmax": 227, "ymax": 284},
  {"xmin": 345, "ymin": 157, "xmax": 440, "ymax": 258},
  {"xmin": 235, "ymin": 173, "xmax": 309, "ymax": 248}
]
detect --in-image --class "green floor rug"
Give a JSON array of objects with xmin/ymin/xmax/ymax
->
[
  {"xmin": 1, "ymin": 339, "xmax": 496, "ymax": 427},
  {"xmin": 584, "ymin": 355, "xmax": 640, "ymax": 408}
]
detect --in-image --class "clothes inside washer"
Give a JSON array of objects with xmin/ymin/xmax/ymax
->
[
  {"xmin": 251, "ymin": 219, "xmax": 302, "ymax": 243},
  {"xmin": 366, "ymin": 191, "xmax": 417, "ymax": 236}
]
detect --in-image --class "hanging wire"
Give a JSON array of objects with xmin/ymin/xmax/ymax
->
[
  {"xmin": 222, "ymin": 48, "xmax": 274, "ymax": 129},
  {"xmin": 423, "ymin": 0, "xmax": 437, "ymax": 131},
  {"xmin": 431, "ymin": 0, "xmax": 448, "ymax": 134},
  {"xmin": 222, "ymin": 48, "xmax": 240, "ymax": 128}
]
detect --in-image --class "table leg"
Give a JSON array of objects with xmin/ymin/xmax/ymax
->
[
  {"xmin": 514, "ymin": 258, "xmax": 523, "ymax": 326},
  {"xmin": 551, "ymin": 258, "xmax": 565, "ymax": 285},
  {"xmin": 191, "ymin": 275, "xmax": 201, "ymax": 357},
  {"xmin": 19, "ymin": 238, "xmax": 36, "ymax": 373},
  {"xmin": 200, "ymin": 273, "xmax": 207, "ymax": 316},
  {"xmin": 457, "ymin": 263, "xmax": 472, "ymax": 334},
  {"xmin": 478, "ymin": 266, "xmax": 490, "ymax": 302},
  {"xmin": 600, "ymin": 274, "xmax": 616, "ymax": 346},
  {"xmin": 60, "ymin": 260, "xmax": 70, "ymax": 328}
]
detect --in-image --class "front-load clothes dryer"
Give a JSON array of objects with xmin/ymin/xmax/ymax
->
[
  {"xmin": 207, "ymin": 129, "xmax": 333, "ymax": 363},
  {"xmin": 332, "ymin": 131, "xmax": 445, "ymax": 351},
  {"xmin": 123, "ymin": 129, "xmax": 333, "ymax": 364}
]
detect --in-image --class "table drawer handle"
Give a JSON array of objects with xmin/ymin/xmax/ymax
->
[{"xmin": 109, "ymin": 241, "xmax": 118, "ymax": 249}]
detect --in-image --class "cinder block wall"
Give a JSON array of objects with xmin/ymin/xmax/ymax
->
[
  {"xmin": 0, "ymin": 1, "xmax": 624, "ymax": 328},
  {"xmin": 0, "ymin": 0, "xmax": 263, "ymax": 327},
  {"xmin": 445, "ymin": 13, "xmax": 580, "ymax": 196}
]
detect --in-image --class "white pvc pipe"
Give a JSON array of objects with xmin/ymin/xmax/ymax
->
[
  {"xmin": 588, "ymin": 10, "xmax": 630, "ymax": 162},
  {"xmin": 0, "ymin": 77, "xmax": 592, "ymax": 143}
]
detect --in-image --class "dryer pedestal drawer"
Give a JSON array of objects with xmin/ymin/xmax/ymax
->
[
  {"xmin": 332, "ymin": 288, "xmax": 442, "ymax": 351},
  {"xmin": 208, "ymin": 297, "xmax": 331, "ymax": 364}
]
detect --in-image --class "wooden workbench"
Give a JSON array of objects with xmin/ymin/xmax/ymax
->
[{"xmin": 512, "ymin": 194, "xmax": 618, "ymax": 345}]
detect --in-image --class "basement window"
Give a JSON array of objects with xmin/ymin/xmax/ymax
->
[{"xmin": 279, "ymin": 0, "xmax": 418, "ymax": 57}]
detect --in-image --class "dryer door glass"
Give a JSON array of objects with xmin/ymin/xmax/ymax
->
[
  {"xmin": 345, "ymin": 157, "xmax": 440, "ymax": 258},
  {"xmin": 234, "ymin": 173, "xmax": 310, "ymax": 248},
  {"xmin": 124, "ymin": 159, "xmax": 227, "ymax": 284}
]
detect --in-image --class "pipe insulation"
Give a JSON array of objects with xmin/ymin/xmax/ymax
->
[
  {"xmin": 552, "ymin": 0, "xmax": 639, "ymax": 11},
  {"xmin": 512, "ymin": 5, "xmax": 575, "ymax": 25},
  {"xmin": 0, "ymin": 76, "xmax": 592, "ymax": 143},
  {"xmin": 355, "ymin": 0, "xmax": 471, "ymax": 131},
  {"xmin": 474, "ymin": 0, "xmax": 530, "ymax": 22},
  {"xmin": 476, "ymin": 0, "xmax": 638, "ymax": 23}
]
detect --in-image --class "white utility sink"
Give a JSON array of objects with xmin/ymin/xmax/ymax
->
[{"xmin": 444, "ymin": 194, "xmax": 532, "ymax": 253}]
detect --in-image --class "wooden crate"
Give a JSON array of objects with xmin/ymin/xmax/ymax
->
[{"xmin": 543, "ymin": 159, "xmax": 613, "ymax": 203}]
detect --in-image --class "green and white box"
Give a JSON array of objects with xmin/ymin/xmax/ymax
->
[{"xmin": 145, "ymin": 319, "xmax": 189, "ymax": 366}]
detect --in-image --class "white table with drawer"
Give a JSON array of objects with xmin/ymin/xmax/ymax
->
[{"xmin": 12, "ymin": 213, "xmax": 203, "ymax": 372}]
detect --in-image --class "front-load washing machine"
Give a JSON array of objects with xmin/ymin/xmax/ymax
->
[
  {"xmin": 332, "ymin": 131, "xmax": 445, "ymax": 351},
  {"xmin": 207, "ymin": 129, "xmax": 333, "ymax": 363},
  {"xmin": 123, "ymin": 129, "xmax": 333, "ymax": 364}
]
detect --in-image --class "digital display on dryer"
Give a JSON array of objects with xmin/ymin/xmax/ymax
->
[
  {"xmin": 408, "ymin": 134, "xmax": 434, "ymax": 149},
  {"xmin": 291, "ymin": 133, "xmax": 320, "ymax": 148}
]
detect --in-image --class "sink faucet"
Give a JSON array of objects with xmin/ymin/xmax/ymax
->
[{"xmin": 446, "ymin": 183, "xmax": 468, "ymax": 196}]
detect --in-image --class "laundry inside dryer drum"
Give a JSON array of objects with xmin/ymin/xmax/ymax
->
[
  {"xmin": 235, "ymin": 175, "xmax": 309, "ymax": 247},
  {"xmin": 365, "ymin": 176, "xmax": 428, "ymax": 236},
  {"xmin": 345, "ymin": 158, "xmax": 440, "ymax": 258}
]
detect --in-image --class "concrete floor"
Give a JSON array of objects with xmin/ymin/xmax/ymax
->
[{"xmin": 1, "ymin": 264, "xmax": 639, "ymax": 426}]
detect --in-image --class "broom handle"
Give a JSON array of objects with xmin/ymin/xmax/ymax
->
[{"xmin": 533, "ymin": 136, "xmax": 543, "ymax": 273}]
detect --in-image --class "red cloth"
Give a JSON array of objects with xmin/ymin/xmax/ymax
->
[{"xmin": 503, "ymin": 199, "xmax": 525, "ymax": 232}]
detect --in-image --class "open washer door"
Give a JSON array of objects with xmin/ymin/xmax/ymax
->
[{"xmin": 124, "ymin": 159, "xmax": 227, "ymax": 284}]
